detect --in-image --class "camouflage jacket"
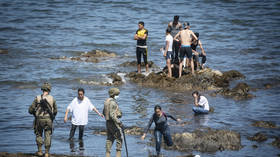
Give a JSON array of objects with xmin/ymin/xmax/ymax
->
[
  {"xmin": 103, "ymin": 98, "xmax": 122, "ymax": 124},
  {"xmin": 29, "ymin": 94, "xmax": 57, "ymax": 119}
]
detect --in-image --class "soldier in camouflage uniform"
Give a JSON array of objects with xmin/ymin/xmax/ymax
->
[
  {"xmin": 103, "ymin": 88, "xmax": 123, "ymax": 157},
  {"xmin": 29, "ymin": 82, "xmax": 57, "ymax": 157}
]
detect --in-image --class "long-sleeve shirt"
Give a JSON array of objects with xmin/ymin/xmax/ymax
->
[{"xmin": 144, "ymin": 112, "xmax": 177, "ymax": 133}]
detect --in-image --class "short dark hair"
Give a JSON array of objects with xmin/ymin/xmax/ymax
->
[
  {"xmin": 78, "ymin": 88, "xmax": 85, "ymax": 94},
  {"xmin": 174, "ymin": 15, "xmax": 179, "ymax": 21},
  {"xmin": 138, "ymin": 21, "xmax": 144, "ymax": 26},
  {"xmin": 154, "ymin": 105, "xmax": 162, "ymax": 112},
  {"xmin": 192, "ymin": 91, "xmax": 199, "ymax": 96},
  {"xmin": 166, "ymin": 27, "xmax": 171, "ymax": 33},
  {"xmin": 194, "ymin": 32, "xmax": 199, "ymax": 38}
]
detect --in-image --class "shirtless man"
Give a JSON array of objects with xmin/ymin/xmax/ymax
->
[{"xmin": 174, "ymin": 22, "xmax": 197, "ymax": 77}]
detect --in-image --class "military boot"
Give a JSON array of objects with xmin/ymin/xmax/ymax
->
[
  {"xmin": 116, "ymin": 151, "xmax": 121, "ymax": 157},
  {"xmin": 36, "ymin": 145, "xmax": 43, "ymax": 156},
  {"xmin": 105, "ymin": 152, "xmax": 111, "ymax": 157}
]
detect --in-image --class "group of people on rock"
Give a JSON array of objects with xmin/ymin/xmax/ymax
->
[
  {"xmin": 134, "ymin": 15, "xmax": 207, "ymax": 78},
  {"xmin": 29, "ymin": 82, "xmax": 210, "ymax": 157}
]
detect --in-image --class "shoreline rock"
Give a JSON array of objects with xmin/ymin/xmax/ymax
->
[
  {"xmin": 119, "ymin": 61, "xmax": 157, "ymax": 68},
  {"xmin": 251, "ymin": 121, "xmax": 277, "ymax": 129},
  {"xmin": 0, "ymin": 49, "xmax": 8, "ymax": 54},
  {"xmin": 247, "ymin": 132, "xmax": 268, "ymax": 142},
  {"xmin": 271, "ymin": 137, "xmax": 280, "ymax": 149},
  {"xmin": 0, "ymin": 152, "xmax": 89, "ymax": 157},
  {"xmin": 51, "ymin": 49, "xmax": 116, "ymax": 63}
]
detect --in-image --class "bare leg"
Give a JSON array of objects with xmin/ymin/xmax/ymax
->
[
  {"xmin": 167, "ymin": 59, "xmax": 172, "ymax": 77},
  {"xmin": 179, "ymin": 61, "xmax": 183, "ymax": 78},
  {"xmin": 145, "ymin": 64, "xmax": 149, "ymax": 73},
  {"xmin": 190, "ymin": 58, "xmax": 195, "ymax": 75},
  {"xmin": 137, "ymin": 64, "xmax": 141, "ymax": 73}
]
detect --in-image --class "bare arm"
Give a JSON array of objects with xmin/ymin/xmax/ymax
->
[
  {"xmin": 64, "ymin": 108, "xmax": 69, "ymax": 123},
  {"xmin": 138, "ymin": 34, "xmax": 147, "ymax": 40},
  {"xmin": 194, "ymin": 96, "xmax": 199, "ymax": 106},
  {"xmin": 191, "ymin": 31, "xmax": 198, "ymax": 41},
  {"xmin": 198, "ymin": 40, "xmax": 206, "ymax": 55},
  {"xmin": 134, "ymin": 34, "xmax": 139, "ymax": 40},
  {"xmin": 141, "ymin": 115, "xmax": 154, "ymax": 140},
  {"xmin": 173, "ymin": 31, "xmax": 180, "ymax": 42},
  {"xmin": 92, "ymin": 106, "xmax": 104, "ymax": 118}
]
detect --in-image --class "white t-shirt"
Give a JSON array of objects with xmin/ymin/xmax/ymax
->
[
  {"xmin": 198, "ymin": 96, "xmax": 210, "ymax": 111},
  {"xmin": 67, "ymin": 96, "xmax": 95, "ymax": 125},
  {"xmin": 165, "ymin": 34, "xmax": 173, "ymax": 52}
]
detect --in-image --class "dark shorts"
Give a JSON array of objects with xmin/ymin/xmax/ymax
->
[
  {"xmin": 136, "ymin": 47, "xmax": 148, "ymax": 65},
  {"xmin": 180, "ymin": 46, "xmax": 192, "ymax": 60},
  {"xmin": 165, "ymin": 51, "xmax": 173, "ymax": 60}
]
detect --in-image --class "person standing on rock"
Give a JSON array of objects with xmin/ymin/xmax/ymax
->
[
  {"xmin": 28, "ymin": 82, "xmax": 57, "ymax": 157},
  {"xmin": 167, "ymin": 15, "xmax": 182, "ymax": 64},
  {"xmin": 191, "ymin": 32, "xmax": 207, "ymax": 70},
  {"xmin": 64, "ymin": 88, "xmax": 104, "ymax": 144},
  {"xmin": 174, "ymin": 22, "xmax": 198, "ymax": 77},
  {"xmin": 192, "ymin": 91, "xmax": 210, "ymax": 114},
  {"xmin": 103, "ymin": 88, "xmax": 123, "ymax": 157},
  {"xmin": 141, "ymin": 105, "xmax": 181, "ymax": 156},
  {"xmin": 134, "ymin": 21, "xmax": 149, "ymax": 74},
  {"xmin": 161, "ymin": 27, "xmax": 174, "ymax": 77}
]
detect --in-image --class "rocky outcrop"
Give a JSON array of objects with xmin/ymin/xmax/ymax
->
[
  {"xmin": 0, "ymin": 49, "xmax": 8, "ymax": 54},
  {"xmin": 126, "ymin": 68, "xmax": 252, "ymax": 100},
  {"xmin": 251, "ymin": 121, "xmax": 277, "ymax": 128},
  {"xmin": 271, "ymin": 137, "xmax": 280, "ymax": 149},
  {"xmin": 247, "ymin": 132, "xmax": 268, "ymax": 142},
  {"xmin": 119, "ymin": 61, "xmax": 158, "ymax": 68},
  {"xmin": 107, "ymin": 73, "xmax": 123, "ymax": 86},
  {"xmin": 168, "ymin": 128, "xmax": 242, "ymax": 152},
  {"xmin": 51, "ymin": 49, "xmax": 116, "ymax": 63}
]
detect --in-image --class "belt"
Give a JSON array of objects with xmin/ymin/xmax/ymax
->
[{"xmin": 137, "ymin": 45, "xmax": 148, "ymax": 48}]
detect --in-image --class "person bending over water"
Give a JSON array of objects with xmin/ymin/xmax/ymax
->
[
  {"xmin": 192, "ymin": 91, "xmax": 210, "ymax": 114},
  {"xmin": 191, "ymin": 32, "xmax": 207, "ymax": 70},
  {"xmin": 141, "ymin": 105, "xmax": 181, "ymax": 156},
  {"xmin": 174, "ymin": 22, "xmax": 197, "ymax": 77}
]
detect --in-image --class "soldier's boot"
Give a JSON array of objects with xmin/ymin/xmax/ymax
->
[
  {"xmin": 116, "ymin": 151, "xmax": 121, "ymax": 157},
  {"xmin": 36, "ymin": 145, "xmax": 43, "ymax": 156},
  {"xmin": 44, "ymin": 148, "xmax": 50, "ymax": 157},
  {"xmin": 105, "ymin": 152, "xmax": 111, "ymax": 157}
]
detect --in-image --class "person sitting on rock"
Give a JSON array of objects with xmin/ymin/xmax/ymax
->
[
  {"xmin": 141, "ymin": 105, "xmax": 181, "ymax": 156},
  {"xmin": 191, "ymin": 32, "xmax": 207, "ymax": 70},
  {"xmin": 192, "ymin": 91, "xmax": 210, "ymax": 114}
]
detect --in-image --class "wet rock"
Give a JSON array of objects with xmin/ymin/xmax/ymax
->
[
  {"xmin": 216, "ymin": 82, "xmax": 254, "ymax": 100},
  {"xmin": 209, "ymin": 106, "xmax": 215, "ymax": 113},
  {"xmin": 252, "ymin": 145, "xmax": 258, "ymax": 148},
  {"xmin": 169, "ymin": 128, "xmax": 242, "ymax": 152},
  {"xmin": 51, "ymin": 49, "xmax": 116, "ymax": 63},
  {"xmin": 271, "ymin": 137, "xmax": 280, "ymax": 149},
  {"xmin": 0, "ymin": 49, "xmax": 8, "ymax": 54},
  {"xmin": 251, "ymin": 121, "xmax": 277, "ymax": 128},
  {"xmin": 107, "ymin": 73, "xmax": 123, "ymax": 86},
  {"xmin": 222, "ymin": 70, "xmax": 245, "ymax": 81},
  {"xmin": 264, "ymin": 83, "xmax": 272, "ymax": 89},
  {"xmin": 247, "ymin": 132, "xmax": 268, "ymax": 142},
  {"xmin": 119, "ymin": 61, "xmax": 157, "ymax": 68}
]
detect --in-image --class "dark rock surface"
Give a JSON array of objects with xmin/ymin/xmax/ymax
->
[
  {"xmin": 0, "ymin": 152, "xmax": 89, "ymax": 157},
  {"xmin": 251, "ymin": 121, "xmax": 277, "ymax": 128},
  {"xmin": 272, "ymin": 137, "xmax": 280, "ymax": 149},
  {"xmin": 0, "ymin": 49, "xmax": 8, "ymax": 54},
  {"xmin": 247, "ymin": 132, "xmax": 268, "ymax": 142},
  {"xmin": 119, "ymin": 61, "xmax": 157, "ymax": 68}
]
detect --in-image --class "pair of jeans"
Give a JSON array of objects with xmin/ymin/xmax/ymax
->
[
  {"xmin": 192, "ymin": 106, "xmax": 209, "ymax": 114},
  {"xmin": 154, "ymin": 127, "xmax": 173, "ymax": 155},
  {"xmin": 69, "ymin": 124, "xmax": 85, "ymax": 140}
]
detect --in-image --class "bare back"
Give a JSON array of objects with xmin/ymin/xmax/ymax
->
[{"xmin": 180, "ymin": 29, "xmax": 194, "ymax": 46}]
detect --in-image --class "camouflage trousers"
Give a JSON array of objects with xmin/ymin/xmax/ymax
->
[
  {"xmin": 106, "ymin": 120, "xmax": 122, "ymax": 152},
  {"xmin": 34, "ymin": 118, "xmax": 53, "ymax": 151}
]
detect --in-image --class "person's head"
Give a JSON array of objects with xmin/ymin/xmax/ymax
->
[
  {"xmin": 154, "ymin": 105, "xmax": 162, "ymax": 116},
  {"xmin": 78, "ymin": 88, "xmax": 85, "ymax": 100},
  {"xmin": 184, "ymin": 22, "xmax": 190, "ymax": 29},
  {"xmin": 192, "ymin": 91, "xmax": 200, "ymax": 98},
  {"xmin": 109, "ymin": 88, "xmax": 120, "ymax": 99},
  {"xmin": 166, "ymin": 27, "xmax": 171, "ymax": 35},
  {"xmin": 173, "ymin": 15, "xmax": 179, "ymax": 25},
  {"xmin": 194, "ymin": 32, "xmax": 199, "ymax": 38},
  {"xmin": 138, "ymin": 21, "xmax": 144, "ymax": 29},
  {"xmin": 41, "ymin": 82, "xmax": 51, "ymax": 93}
]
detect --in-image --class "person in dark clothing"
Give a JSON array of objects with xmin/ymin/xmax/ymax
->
[
  {"xmin": 141, "ymin": 105, "xmax": 181, "ymax": 156},
  {"xmin": 191, "ymin": 32, "xmax": 207, "ymax": 70}
]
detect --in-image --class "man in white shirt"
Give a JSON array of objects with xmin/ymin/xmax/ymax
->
[
  {"xmin": 64, "ymin": 88, "xmax": 104, "ymax": 141},
  {"xmin": 192, "ymin": 91, "xmax": 210, "ymax": 114},
  {"xmin": 162, "ymin": 27, "xmax": 174, "ymax": 77}
]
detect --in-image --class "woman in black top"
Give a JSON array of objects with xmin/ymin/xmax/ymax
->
[{"xmin": 141, "ymin": 105, "xmax": 181, "ymax": 156}]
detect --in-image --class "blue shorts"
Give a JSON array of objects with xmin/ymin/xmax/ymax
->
[
  {"xmin": 165, "ymin": 51, "xmax": 174, "ymax": 60},
  {"xmin": 192, "ymin": 106, "xmax": 209, "ymax": 114}
]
